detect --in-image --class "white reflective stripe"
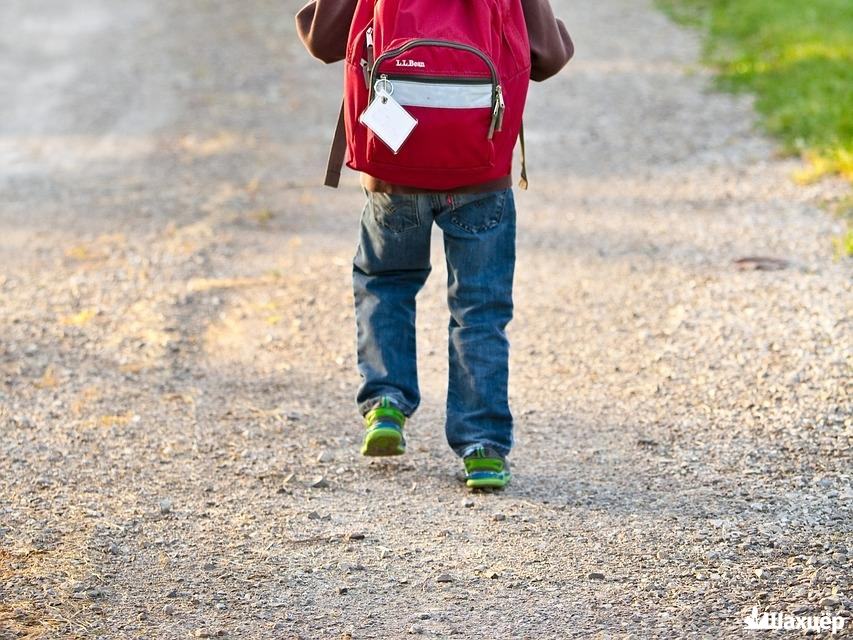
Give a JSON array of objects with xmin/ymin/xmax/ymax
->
[{"xmin": 390, "ymin": 80, "xmax": 492, "ymax": 109}]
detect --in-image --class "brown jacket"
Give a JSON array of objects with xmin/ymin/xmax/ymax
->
[{"xmin": 296, "ymin": 0, "xmax": 574, "ymax": 193}]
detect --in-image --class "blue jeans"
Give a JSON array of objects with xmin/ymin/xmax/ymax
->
[{"xmin": 352, "ymin": 187, "xmax": 516, "ymax": 458}]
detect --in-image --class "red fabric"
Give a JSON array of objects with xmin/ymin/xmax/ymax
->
[{"xmin": 342, "ymin": 0, "xmax": 531, "ymax": 190}]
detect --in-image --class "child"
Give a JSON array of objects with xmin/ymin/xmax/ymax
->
[{"xmin": 296, "ymin": 0, "xmax": 573, "ymax": 488}]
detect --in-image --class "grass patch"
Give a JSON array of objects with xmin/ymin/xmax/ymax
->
[
  {"xmin": 658, "ymin": 0, "xmax": 853, "ymax": 254},
  {"xmin": 658, "ymin": 0, "xmax": 853, "ymax": 181}
]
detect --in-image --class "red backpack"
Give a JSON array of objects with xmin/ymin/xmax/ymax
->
[{"xmin": 324, "ymin": 0, "xmax": 531, "ymax": 191}]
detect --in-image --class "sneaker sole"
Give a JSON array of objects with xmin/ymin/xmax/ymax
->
[
  {"xmin": 465, "ymin": 473, "xmax": 511, "ymax": 489},
  {"xmin": 361, "ymin": 427, "xmax": 405, "ymax": 457}
]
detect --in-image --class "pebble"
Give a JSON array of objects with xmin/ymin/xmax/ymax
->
[
  {"xmin": 462, "ymin": 499, "xmax": 474, "ymax": 508},
  {"xmin": 317, "ymin": 450, "xmax": 334, "ymax": 463},
  {"xmin": 819, "ymin": 596, "xmax": 840, "ymax": 608},
  {"xmin": 165, "ymin": 588, "xmax": 178, "ymax": 598},
  {"xmin": 159, "ymin": 498, "xmax": 173, "ymax": 514},
  {"xmin": 12, "ymin": 415, "xmax": 34, "ymax": 429},
  {"xmin": 492, "ymin": 513, "xmax": 506, "ymax": 521},
  {"xmin": 310, "ymin": 476, "xmax": 329, "ymax": 489},
  {"xmin": 588, "ymin": 572, "xmax": 606, "ymax": 580},
  {"xmin": 436, "ymin": 574, "xmax": 453, "ymax": 583},
  {"xmin": 162, "ymin": 604, "xmax": 175, "ymax": 615},
  {"xmin": 337, "ymin": 586, "xmax": 349, "ymax": 594}
]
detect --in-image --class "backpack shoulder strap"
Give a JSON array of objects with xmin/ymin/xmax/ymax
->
[
  {"xmin": 324, "ymin": 101, "xmax": 347, "ymax": 188},
  {"xmin": 325, "ymin": 0, "xmax": 374, "ymax": 189}
]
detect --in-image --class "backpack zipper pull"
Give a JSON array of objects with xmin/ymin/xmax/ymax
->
[
  {"xmin": 495, "ymin": 85, "xmax": 505, "ymax": 132},
  {"xmin": 361, "ymin": 59, "xmax": 370, "ymax": 88},
  {"xmin": 363, "ymin": 27, "xmax": 375, "ymax": 89},
  {"xmin": 488, "ymin": 85, "xmax": 504, "ymax": 139}
]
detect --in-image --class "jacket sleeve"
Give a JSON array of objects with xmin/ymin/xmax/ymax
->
[
  {"xmin": 522, "ymin": 0, "xmax": 574, "ymax": 81},
  {"xmin": 295, "ymin": 0, "xmax": 358, "ymax": 63}
]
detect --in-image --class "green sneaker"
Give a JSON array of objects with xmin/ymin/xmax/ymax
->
[
  {"xmin": 461, "ymin": 445, "xmax": 511, "ymax": 489},
  {"xmin": 361, "ymin": 397, "xmax": 406, "ymax": 456}
]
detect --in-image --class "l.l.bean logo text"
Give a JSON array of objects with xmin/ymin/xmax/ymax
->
[{"xmin": 395, "ymin": 59, "xmax": 426, "ymax": 68}]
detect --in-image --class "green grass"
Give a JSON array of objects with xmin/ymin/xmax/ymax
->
[
  {"xmin": 658, "ymin": 0, "xmax": 853, "ymax": 254},
  {"xmin": 658, "ymin": 0, "xmax": 853, "ymax": 181}
]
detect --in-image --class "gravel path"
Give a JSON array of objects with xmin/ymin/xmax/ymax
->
[{"xmin": 1, "ymin": 0, "xmax": 850, "ymax": 638}]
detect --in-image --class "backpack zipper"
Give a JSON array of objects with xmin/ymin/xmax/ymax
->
[
  {"xmin": 369, "ymin": 39, "xmax": 504, "ymax": 139},
  {"xmin": 383, "ymin": 73, "xmax": 491, "ymax": 85}
]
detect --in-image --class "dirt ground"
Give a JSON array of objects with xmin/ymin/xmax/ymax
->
[{"xmin": 0, "ymin": 0, "xmax": 850, "ymax": 638}]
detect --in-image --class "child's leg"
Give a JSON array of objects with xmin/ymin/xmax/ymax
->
[
  {"xmin": 352, "ymin": 191, "xmax": 433, "ymax": 418},
  {"xmin": 434, "ymin": 189, "xmax": 516, "ymax": 458}
]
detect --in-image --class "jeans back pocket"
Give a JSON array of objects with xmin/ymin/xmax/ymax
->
[
  {"xmin": 449, "ymin": 190, "xmax": 507, "ymax": 233},
  {"xmin": 369, "ymin": 192, "xmax": 420, "ymax": 233}
]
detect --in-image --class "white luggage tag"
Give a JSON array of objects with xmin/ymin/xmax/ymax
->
[{"xmin": 358, "ymin": 76, "xmax": 418, "ymax": 154}]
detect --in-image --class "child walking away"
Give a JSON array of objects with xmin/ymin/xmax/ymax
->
[{"xmin": 296, "ymin": 0, "xmax": 573, "ymax": 488}]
